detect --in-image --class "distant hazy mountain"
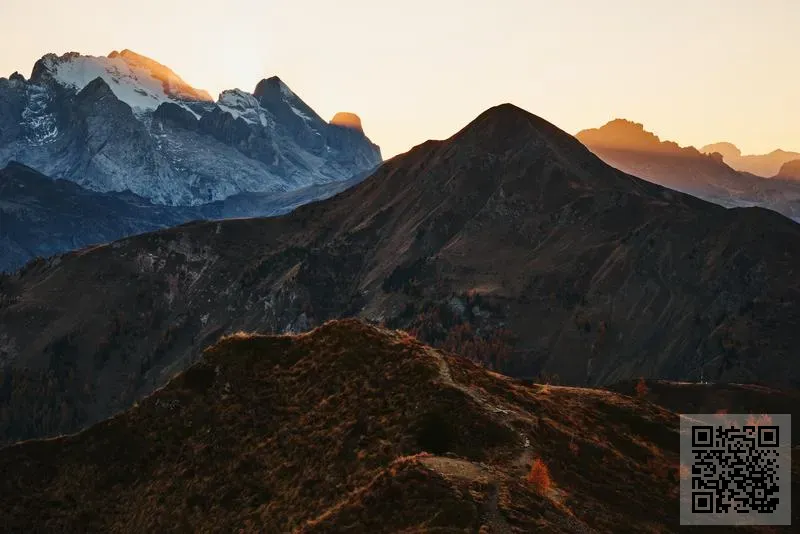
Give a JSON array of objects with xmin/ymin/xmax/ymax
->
[
  {"xmin": 0, "ymin": 161, "xmax": 372, "ymax": 272},
  {"xmin": 701, "ymin": 141, "xmax": 800, "ymax": 178},
  {"xmin": 0, "ymin": 50, "xmax": 381, "ymax": 206},
  {"xmin": 576, "ymin": 119, "xmax": 800, "ymax": 220}
]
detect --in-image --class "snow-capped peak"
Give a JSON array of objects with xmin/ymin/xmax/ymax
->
[
  {"xmin": 31, "ymin": 50, "xmax": 212, "ymax": 113},
  {"xmin": 110, "ymin": 49, "xmax": 212, "ymax": 102}
]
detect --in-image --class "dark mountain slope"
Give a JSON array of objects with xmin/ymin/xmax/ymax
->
[
  {"xmin": 0, "ymin": 162, "xmax": 373, "ymax": 273},
  {"xmin": 0, "ymin": 162, "xmax": 204, "ymax": 270},
  {"xmin": 607, "ymin": 380, "xmax": 800, "ymax": 443},
  {"xmin": 3, "ymin": 320, "xmax": 794, "ymax": 532},
  {"xmin": 2, "ymin": 104, "xmax": 800, "ymax": 444}
]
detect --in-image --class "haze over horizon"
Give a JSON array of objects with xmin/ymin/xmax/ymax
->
[{"xmin": 2, "ymin": 0, "xmax": 798, "ymax": 159}]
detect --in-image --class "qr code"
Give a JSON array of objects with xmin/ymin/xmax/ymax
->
[{"xmin": 680, "ymin": 413, "xmax": 791, "ymax": 526}]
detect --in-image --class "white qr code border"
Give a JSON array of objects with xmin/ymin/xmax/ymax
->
[{"xmin": 679, "ymin": 413, "xmax": 791, "ymax": 526}]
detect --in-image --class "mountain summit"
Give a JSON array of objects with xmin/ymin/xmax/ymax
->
[
  {"xmin": 576, "ymin": 118, "xmax": 685, "ymax": 153},
  {"xmin": 30, "ymin": 50, "xmax": 213, "ymax": 113},
  {"xmin": 701, "ymin": 141, "xmax": 742, "ymax": 160},
  {"xmin": 0, "ymin": 50, "xmax": 381, "ymax": 205}
]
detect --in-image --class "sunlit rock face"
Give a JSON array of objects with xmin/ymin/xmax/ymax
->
[{"xmin": 331, "ymin": 112, "xmax": 364, "ymax": 132}]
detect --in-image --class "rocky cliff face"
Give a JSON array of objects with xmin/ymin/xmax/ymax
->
[{"xmin": 0, "ymin": 50, "xmax": 381, "ymax": 205}]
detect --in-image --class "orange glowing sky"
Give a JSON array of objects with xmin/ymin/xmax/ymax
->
[{"xmin": 1, "ymin": 0, "xmax": 798, "ymax": 159}]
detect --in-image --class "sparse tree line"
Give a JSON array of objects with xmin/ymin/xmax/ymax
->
[{"xmin": 390, "ymin": 292, "xmax": 517, "ymax": 371}]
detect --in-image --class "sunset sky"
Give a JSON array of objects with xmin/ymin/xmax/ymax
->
[{"xmin": 1, "ymin": 0, "xmax": 797, "ymax": 159}]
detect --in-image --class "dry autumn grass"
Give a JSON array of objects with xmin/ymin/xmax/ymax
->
[{"xmin": 0, "ymin": 320, "xmax": 797, "ymax": 533}]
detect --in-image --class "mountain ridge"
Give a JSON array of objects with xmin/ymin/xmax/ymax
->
[
  {"xmin": 6, "ymin": 318, "xmax": 797, "ymax": 532},
  {"xmin": 2, "ymin": 102, "xmax": 799, "ymax": 444}
]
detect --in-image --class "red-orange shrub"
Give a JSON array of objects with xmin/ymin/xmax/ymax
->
[
  {"xmin": 635, "ymin": 378, "xmax": 649, "ymax": 398},
  {"xmin": 745, "ymin": 414, "xmax": 773, "ymax": 428},
  {"xmin": 526, "ymin": 458, "xmax": 552, "ymax": 495}
]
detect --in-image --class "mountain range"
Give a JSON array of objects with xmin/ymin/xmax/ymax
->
[
  {"xmin": 0, "ymin": 50, "xmax": 381, "ymax": 271},
  {"xmin": 576, "ymin": 119, "xmax": 800, "ymax": 221},
  {"xmin": 2, "ymin": 103, "xmax": 799, "ymax": 445},
  {"xmin": 0, "ymin": 50, "xmax": 381, "ymax": 205},
  {"xmin": 700, "ymin": 142, "xmax": 800, "ymax": 178},
  {"xmin": 2, "ymin": 46, "xmax": 800, "ymax": 532},
  {"xmin": 4, "ymin": 52, "xmax": 799, "ymax": 278},
  {"xmin": 1, "ymin": 319, "xmax": 797, "ymax": 532}
]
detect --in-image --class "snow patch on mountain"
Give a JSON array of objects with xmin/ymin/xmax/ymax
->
[
  {"xmin": 22, "ymin": 85, "xmax": 58, "ymax": 144},
  {"xmin": 217, "ymin": 89, "xmax": 270, "ymax": 126},
  {"xmin": 289, "ymin": 105, "xmax": 312, "ymax": 122},
  {"xmin": 278, "ymin": 81, "xmax": 314, "ymax": 122},
  {"xmin": 36, "ymin": 50, "xmax": 212, "ymax": 115}
]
